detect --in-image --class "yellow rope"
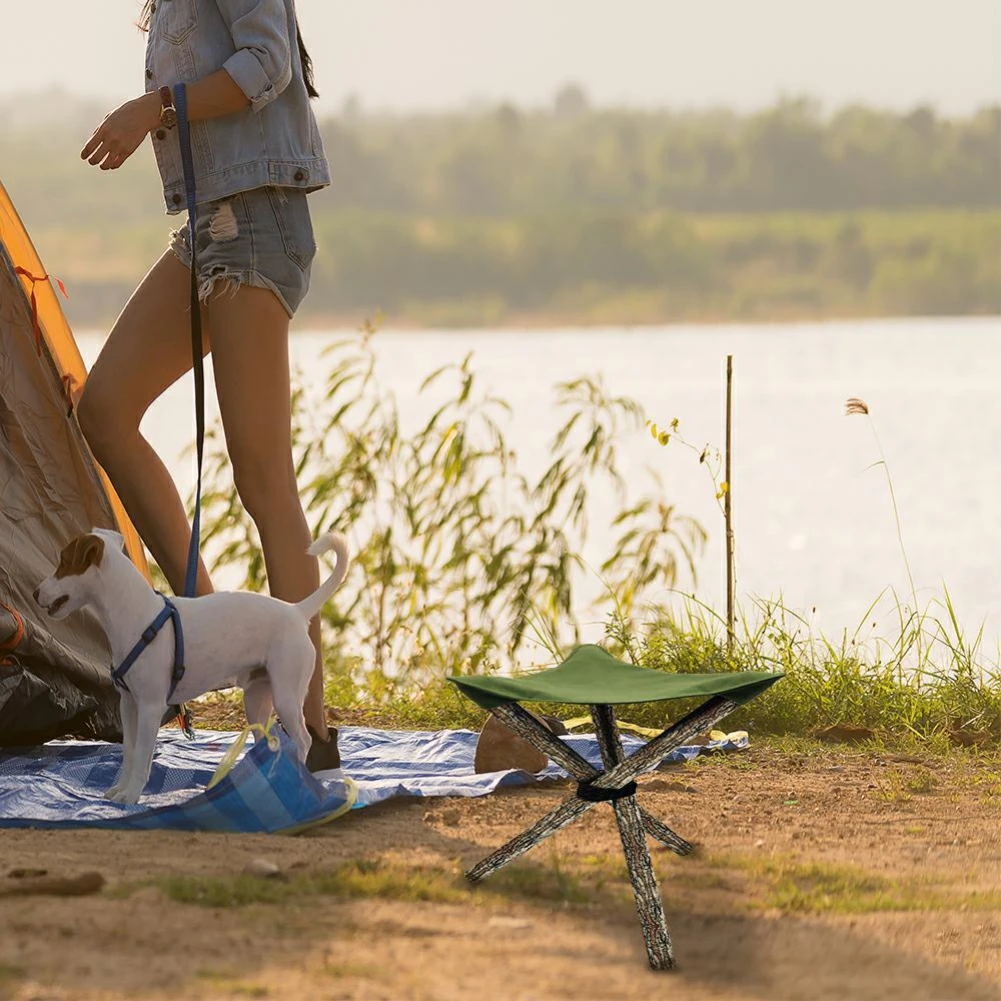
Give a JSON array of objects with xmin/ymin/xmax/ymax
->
[
  {"xmin": 207, "ymin": 719, "xmax": 281, "ymax": 789},
  {"xmin": 279, "ymin": 776, "xmax": 360, "ymax": 836},
  {"xmin": 206, "ymin": 718, "xmax": 360, "ymax": 834},
  {"xmin": 562, "ymin": 717, "xmax": 744, "ymax": 744}
]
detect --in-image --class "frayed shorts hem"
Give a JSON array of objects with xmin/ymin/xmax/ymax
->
[
  {"xmin": 167, "ymin": 238, "xmax": 297, "ymax": 319},
  {"xmin": 167, "ymin": 185, "xmax": 316, "ymax": 319}
]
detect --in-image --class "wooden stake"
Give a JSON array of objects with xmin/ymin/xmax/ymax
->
[{"xmin": 725, "ymin": 355, "xmax": 735, "ymax": 650}]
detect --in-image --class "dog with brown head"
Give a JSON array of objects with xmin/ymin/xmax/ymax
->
[
  {"xmin": 34, "ymin": 529, "xmax": 120, "ymax": 620},
  {"xmin": 33, "ymin": 525, "xmax": 350, "ymax": 804}
]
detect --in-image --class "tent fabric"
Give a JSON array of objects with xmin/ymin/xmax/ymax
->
[
  {"xmin": 0, "ymin": 182, "xmax": 147, "ymax": 573},
  {"xmin": 0, "ymin": 725, "xmax": 749, "ymax": 831},
  {"xmin": 0, "ymin": 180, "xmax": 149, "ymax": 746},
  {"xmin": 449, "ymin": 644, "xmax": 783, "ymax": 710}
]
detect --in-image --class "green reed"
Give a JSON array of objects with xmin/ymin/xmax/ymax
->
[
  {"xmin": 192, "ymin": 330, "xmax": 999, "ymax": 744},
  {"xmin": 195, "ymin": 326, "xmax": 703, "ymax": 693}
]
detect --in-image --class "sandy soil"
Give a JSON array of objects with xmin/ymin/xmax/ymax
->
[{"xmin": 0, "ymin": 743, "xmax": 998, "ymax": 1001}]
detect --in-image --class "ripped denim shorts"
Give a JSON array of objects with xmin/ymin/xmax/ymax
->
[{"xmin": 168, "ymin": 186, "xmax": 317, "ymax": 317}]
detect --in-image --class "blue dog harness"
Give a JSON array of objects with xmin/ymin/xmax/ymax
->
[{"xmin": 111, "ymin": 593, "xmax": 187, "ymax": 706}]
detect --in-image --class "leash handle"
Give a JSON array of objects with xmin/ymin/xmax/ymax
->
[
  {"xmin": 174, "ymin": 83, "xmax": 204, "ymax": 604},
  {"xmin": 172, "ymin": 84, "xmax": 202, "ymax": 740}
]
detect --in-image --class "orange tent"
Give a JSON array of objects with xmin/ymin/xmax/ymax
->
[{"xmin": 0, "ymin": 179, "xmax": 150, "ymax": 745}]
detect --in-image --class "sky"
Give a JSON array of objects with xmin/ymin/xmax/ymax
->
[{"xmin": 2, "ymin": 0, "xmax": 998, "ymax": 115}]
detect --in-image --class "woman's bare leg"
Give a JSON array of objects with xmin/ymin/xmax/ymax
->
[
  {"xmin": 77, "ymin": 251, "xmax": 213, "ymax": 596},
  {"xmin": 206, "ymin": 283, "xmax": 328, "ymax": 740}
]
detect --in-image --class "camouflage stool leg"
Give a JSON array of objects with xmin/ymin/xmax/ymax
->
[
  {"xmin": 480, "ymin": 703, "xmax": 697, "ymax": 855},
  {"xmin": 465, "ymin": 694, "xmax": 739, "ymax": 970},
  {"xmin": 590, "ymin": 703, "xmax": 671, "ymax": 969}
]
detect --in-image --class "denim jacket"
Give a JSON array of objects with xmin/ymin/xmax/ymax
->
[{"xmin": 145, "ymin": 0, "xmax": 331, "ymax": 214}]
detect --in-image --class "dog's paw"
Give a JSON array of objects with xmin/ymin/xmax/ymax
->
[
  {"xmin": 105, "ymin": 782, "xmax": 124, "ymax": 800},
  {"xmin": 107, "ymin": 786, "xmax": 141, "ymax": 805}
]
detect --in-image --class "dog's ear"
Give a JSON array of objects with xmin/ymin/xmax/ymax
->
[
  {"xmin": 55, "ymin": 533, "xmax": 106, "ymax": 578},
  {"xmin": 91, "ymin": 527, "xmax": 125, "ymax": 552}
]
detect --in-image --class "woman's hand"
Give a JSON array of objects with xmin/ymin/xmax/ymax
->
[{"xmin": 81, "ymin": 93, "xmax": 161, "ymax": 171}]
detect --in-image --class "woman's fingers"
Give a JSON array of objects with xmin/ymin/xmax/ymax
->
[
  {"xmin": 83, "ymin": 132, "xmax": 138, "ymax": 169},
  {"xmin": 83, "ymin": 124, "xmax": 116, "ymax": 164},
  {"xmin": 86, "ymin": 142, "xmax": 120, "ymax": 170},
  {"xmin": 82, "ymin": 97, "xmax": 156, "ymax": 168},
  {"xmin": 80, "ymin": 131, "xmax": 103, "ymax": 160},
  {"xmin": 88, "ymin": 142, "xmax": 111, "ymax": 166},
  {"xmin": 99, "ymin": 150, "xmax": 130, "ymax": 171}
]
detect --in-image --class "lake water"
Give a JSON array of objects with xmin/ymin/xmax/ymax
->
[{"xmin": 76, "ymin": 317, "xmax": 1001, "ymax": 658}]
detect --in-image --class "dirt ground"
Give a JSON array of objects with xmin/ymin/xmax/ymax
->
[{"xmin": 0, "ymin": 742, "xmax": 998, "ymax": 1001}]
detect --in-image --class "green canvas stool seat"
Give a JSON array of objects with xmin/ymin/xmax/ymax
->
[{"xmin": 449, "ymin": 644, "xmax": 782, "ymax": 970}]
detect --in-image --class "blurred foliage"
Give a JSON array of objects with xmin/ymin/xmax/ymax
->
[
  {"xmin": 2, "ymin": 92, "xmax": 998, "ymax": 325},
  {"xmin": 197, "ymin": 331, "xmax": 705, "ymax": 687}
]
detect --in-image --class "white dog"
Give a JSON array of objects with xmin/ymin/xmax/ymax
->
[{"xmin": 34, "ymin": 528, "xmax": 349, "ymax": 804}]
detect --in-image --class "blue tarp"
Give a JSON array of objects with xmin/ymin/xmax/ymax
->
[{"xmin": 0, "ymin": 726, "xmax": 748, "ymax": 833}]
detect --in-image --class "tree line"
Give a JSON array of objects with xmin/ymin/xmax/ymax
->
[
  {"xmin": 318, "ymin": 93, "xmax": 999, "ymax": 215},
  {"xmin": 1, "ymin": 92, "xmax": 997, "ymax": 326}
]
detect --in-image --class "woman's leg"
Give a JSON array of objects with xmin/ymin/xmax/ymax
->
[
  {"xmin": 77, "ymin": 251, "xmax": 214, "ymax": 596},
  {"xmin": 206, "ymin": 283, "xmax": 329, "ymax": 742}
]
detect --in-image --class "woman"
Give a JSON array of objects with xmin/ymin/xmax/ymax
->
[{"xmin": 76, "ymin": 0, "xmax": 340, "ymax": 771}]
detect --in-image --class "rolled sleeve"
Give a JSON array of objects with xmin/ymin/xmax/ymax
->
[{"xmin": 217, "ymin": 0, "xmax": 293, "ymax": 111}]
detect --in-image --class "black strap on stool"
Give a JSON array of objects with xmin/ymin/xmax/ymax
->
[{"xmin": 576, "ymin": 778, "xmax": 638, "ymax": 803}]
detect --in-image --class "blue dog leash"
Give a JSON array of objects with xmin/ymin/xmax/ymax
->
[
  {"xmin": 159, "ymin": 82, "xmax": 204, "ymax": 729},
  {"xmin": 175, "ymin": 82, "xmax": 205, "ymax": 604},
  {"xmin": 111, "ymin": 85, "xmax": 204, "ymax": 731}
]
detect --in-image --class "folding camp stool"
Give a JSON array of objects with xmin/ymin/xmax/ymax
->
[{"xmin": 449, "ymin": 644, "xmax": 782, "ymax": 970}]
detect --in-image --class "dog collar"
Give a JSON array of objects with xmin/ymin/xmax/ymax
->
[{"xmin": 111, "ymin": 593, "xmax": 187, "ymax": 704}]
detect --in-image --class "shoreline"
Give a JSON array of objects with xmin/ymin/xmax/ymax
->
[
  {"xmin": 70, "ymin": 309, "xmax": 1001, "ymax": 337},
  {"xmin": 289, "ymin": 309, "xmax": 1001, "ymax": 333}
]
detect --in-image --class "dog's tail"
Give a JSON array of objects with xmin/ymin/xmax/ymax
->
[{"xmin": 294, "ymin": 533, "xmax": 350, "ymax": 621}]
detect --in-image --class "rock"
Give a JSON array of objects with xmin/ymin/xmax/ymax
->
[
  {"xmin": 538, "ymin": 714, "xmax": 569, "ymax": 736},
  {"xmin": 686, "ymin": 733, "xmax": 714, "ymax": 747},
  {"xmin": 474, "ymin": 713, "xmax": 565, "ymax": 775},
  {"xmin": 243, "ymin": 858, "xmax": 282, "ymax": 879},
  {"xmin": 655, "ymin": 760, "xmax": 686, "ymax": 773},
  {"xmin": 640, "ymin": 778, "xmax": 678, "ymax": 793},
  {"xmin": 487, "ymin": 916, "xmax": 534, "ymax": 930},
  {"xmin": 438, "ymin": 808, "xmax": 461, "ymax": 827},
  {"xmin": 640, "ymin": 776, "xmax": 696, "ymax": 792},
  {"xmin": 0, "ymin": 871, "xmax": 105, "ymax": 898},
  {"xmin": 811, "ymin": 724, "xmax": 876, "ymax": 745},
  {"xmin": 948, "ymin": 729, "xmax": 992, "ymax": 748},
  {"xmin": 130, "ymin": 885, "xmax": 167, "ymax": 904}
]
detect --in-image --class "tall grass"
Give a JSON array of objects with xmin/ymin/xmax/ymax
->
[
  {"xmin": 357, "ymin": 586, "xmax": 1001, "ymax": 744},
  {"xmin": 598, "ymin": 589, "xmax": 1000, "ymax": 742},
  {"xmin": 194, "ymin": 331, "xmax": 1000, "ymax": 744},
  {"xmin": 197, "ymin": 328, "xmax": 703, "ymax": 685}
]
